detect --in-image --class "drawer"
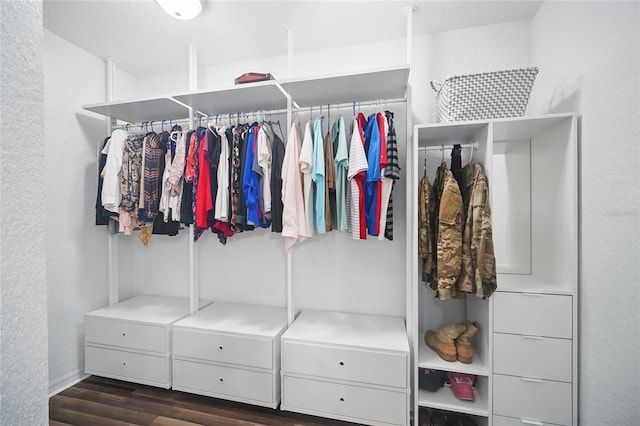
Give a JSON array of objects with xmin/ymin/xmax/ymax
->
[
  {"xmin": 494, "ymin": 333, "xmax": 572, "ymax": 382},
  {"xmin": 493, "ymin": 374, "xmax": 572, "ymax": 426},
  {"xmin": 282, "ymin": 375, "xmax": 407, "ymax": 426},
  {"xmin": 173, "ymin": 328, "xmax": 273, "ymax": 369},
  {"xmin": 85, "ymin": 316, "xmax": 168, "ymax": 353},
  {"xmin": 494, "ymin": 292, "xmax": 572, "ymax": 338},
  {"xmin": 493, "ymin": 415, "xmax": 564, "ymax": 426},
  {"xmin": 282, "ymin": 341, "xmax": 407, "ymax": 388},
  {"xmin": 173, "ymin": 358, "xmax": 275, "ymax": 405},
  {"xmin": 85, "ymin": 345, "xmax": 170, "ymax": 387}
]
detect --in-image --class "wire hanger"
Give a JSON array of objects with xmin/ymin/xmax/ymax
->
[
  {"xmin": 423, "ymin": 155, "xmax": 427, "ymax": 178},
  {"xmin": 441, "ymin": 145, "xmax": 445, "ymax": 163}
]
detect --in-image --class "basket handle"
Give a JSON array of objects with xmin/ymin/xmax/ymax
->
[{"xmin": 430, "ymin": 80, "xmax": 442, "ymax": 92}]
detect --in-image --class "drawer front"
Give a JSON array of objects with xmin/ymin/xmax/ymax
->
[
  {"xmin": 85, "ymin": 316, "xmax": 168, "ymax": 353},
  {"xmin": 173, "ymin": 359, "xmax": 274, "ymax": 404},
  {"xmin": 493, "ymin": 415, "xmax": 564, "ymax": 426},
  {"xmin": 282, "ymin": 341, "xmax": 407, "ymax": 388},
  {"xmin": 85, "ymin": 345, "xmax": 170, "ymax": 386},
  {"xmin": 173, "ymin": 328, "xmax": 273, "ymax": 369},
  {"xmin": 493, "ymin": 374, "xmax": 572, "ymax": 426},
  {"xmin": 283, "ymin": 375, "xmax": 407, "ymax": 426},
  {"xmin": 494, "ymin": 333, "xmax": 572, "ymax": 382},
  {"xmin": 494, "ymin": 293, "xmax": 572, "ymax": 338}
]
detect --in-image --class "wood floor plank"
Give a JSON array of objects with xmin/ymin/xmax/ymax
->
[{"xmin": 50, "ymin": 377, "xmax": 356, "ymax": 426}]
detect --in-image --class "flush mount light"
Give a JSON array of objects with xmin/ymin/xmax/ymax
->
[{"xmin": 155, "ymin": 0, "xmax": 204, "ymax": 20}]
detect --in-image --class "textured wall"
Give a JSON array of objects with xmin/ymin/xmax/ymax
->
[
  {"xmin": 0, "ymin": 1, "xmax": 48, "ymax": 424},
  {"xmin": 530, "ymin": 2, "xmax": 640, "ymax": 424}
]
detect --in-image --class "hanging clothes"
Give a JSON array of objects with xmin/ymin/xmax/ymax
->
[
  {"xmin": 230, "ymin": 126, "xmax": 243, "ymax": 229},
  {"xmin": 347, "ymin": 116, "xmax": 368, "ymax": 240},
  {"xmin": 101, "ymin": 129, "xmax": 130, "ymax": 213},
  {"xmin": 433, "ymin": 162, "xmax": 464, "ymax": 300},
  {"xmin": 119, "ymin": 134, "xmax": 145, "ymax": 235},
  {"xmin": 331, "ymin": 116, "xmax": 348, "ymax": 232},
  {"xmin": 95, "ymin": 136, "xmax": 115, "ymax": 225},
  {"xmin": 194, "ymin": 128, "xmax": 210, "ymax": 237},
  {"xmin": 311, "ymin": 115, "xmax": 326, "ymax": 233},
  {"xmin": 419, "ymin": 174, "xmax": 436, "ymax": 285},
  {"xmin": 299, "ymin": 121, "xmax": 314, "ymax": 237},
  {"xmin": 270, "ymin": 125, "xmax": 285, "ymax": 233},
  {"xmin": 143, "ymin": 131, "xmax": 168, "ymax": 220},
  {"xmin": 382, "ymin": 111, "xmax": 401, "ymax": 241},
  {"xmin": 364, "ymin": 113, "xmax": 381, "ymax": 237},
  {"xmin": 459, "ymin": 160, "xmax": 497, "ymax": 299},
  {"xmin": 281, "ymin": 119, "xmax": 307, "ymax": 250},
  {"xmin": 257, "ymin": 125, "xmax": 272, "ymax": 223},
  {"xmin": 180, "ymin": 130, "xmax": 196, "ymax": 225},
  {"xmin": 243, "ymin": 124, "xmax": 269, "ymax": 228},
  {"xmin": 324, "ymin": 131, "xmax": 335, "ymax": 233}
]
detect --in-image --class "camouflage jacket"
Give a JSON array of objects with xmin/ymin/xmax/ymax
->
[
  {"xmin": 433, "ymin": 162, "xmax": 464, "ymax": 300},
  {"xmin": 459, "ymin": 160, "xmax": 497, "ymax": 298},
  {"xmin": 418, "ymin": 175, "xmax": 436, "ymax": 284}
]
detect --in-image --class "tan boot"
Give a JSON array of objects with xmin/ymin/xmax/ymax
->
[
  {"xmin": 424, "ymin": 322, "xmax": 467, "ymax": 362},
  {"xmin": 454, "ymin": 321, "xmax": 478, "ymax": 364}
]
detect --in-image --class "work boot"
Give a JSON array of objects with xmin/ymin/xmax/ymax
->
[
  {"xmin": 454, "ymin": 321, "xmax": 478, "ymax": 364},
  {"xmin": 425, "ymin": 322, "xmax": 467, "ymax": 362}
]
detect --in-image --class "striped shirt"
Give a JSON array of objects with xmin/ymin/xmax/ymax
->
[{"xmin": 347, "ymin": 117, "xmax": 368, "ymax": 240}]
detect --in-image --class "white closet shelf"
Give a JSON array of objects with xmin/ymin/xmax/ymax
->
[
  {"xmin": 418, "ymin": 341, "xmax": 489, "ymax": 376},
  {"xmin": 418, "ymin": 387, "xmax": 489, "ymax": 417},
  {"xmin": 281, "ymin": 64, "xmax": 410, "ymax": 108},
  {"xmin": 171, "ymin": 80, "xmax": 290, "ymax": 117},
  {"xmin": 496, "ymin": 274, "xmax": 575, "ymax": 295},
  {"xmin": 83, "ymin": 97, "xmax": 190, "ymax": 123},
  {"xmin": 85, "ymin": 295, "xmax": 209, "ymax": 324}
]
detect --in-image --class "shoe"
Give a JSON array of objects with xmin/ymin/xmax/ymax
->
[
  {"xmin": 454, "ymin": 321, "xmax": 478, "ymax": 364},
  {"xmin": 418, "ymin": 406, "xmax": 431, "ymax": 426},
  {"xmin": 431, "ymin": 409, "xmax": 447, "ymax": 426},
  {"xmin": 424, "ymin": 322, "xmax": 467, "ymax": 362}
]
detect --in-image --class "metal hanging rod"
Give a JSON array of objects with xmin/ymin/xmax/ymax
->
[{"xmin": 419, "ymin": 142, "xmax": 479, "ymax": 151}]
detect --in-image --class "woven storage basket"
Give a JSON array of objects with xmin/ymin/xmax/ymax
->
[{"xmin": 431, "ymin": 66, "xmax": 539, "ymax": 122}]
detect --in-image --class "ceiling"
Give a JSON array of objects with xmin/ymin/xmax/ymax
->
[{"xmin": 43, "ymin": 0, "xmax": 543, "ymax": 77}]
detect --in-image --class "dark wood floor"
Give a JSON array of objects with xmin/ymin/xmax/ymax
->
[{"xmin": 49, "ymin": 376, "xmax": 358, "ymax": 426}]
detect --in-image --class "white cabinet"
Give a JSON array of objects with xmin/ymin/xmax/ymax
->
[
  {"xmin": 281, "ymin": 310, "xmax": 410, "ymax": 426},
  {"xmin": 85, "ymin": 295, "xmax": 201, "ymax": 388},
  {"xmin": 411, "ymin": 114, "xmax": 578, "ymax": 426},
  {"xmin": 172, "ymin": 302, "xmax": 288, "ymax": 408}
]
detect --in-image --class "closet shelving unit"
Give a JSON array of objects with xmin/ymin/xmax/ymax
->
[
  {"xmin": 410, "ymin": 113, "xmax": 579, "ymax": 426},
  {"xmin": 82, "ymin": 64, "xmax": 414, "ymax": 422}
]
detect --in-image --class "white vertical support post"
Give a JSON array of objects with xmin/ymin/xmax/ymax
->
[
  {"xmin": 287, "ymin": 26, "xmax": 295, "ymax": 78},
  {"xmin": 285, "ymin": 92, "xmax": 294, "ymax": 325},
  {"xmin": 403, "ymin": 6, "xmax": 416, "ymax": 66},
  {"xmin": 188, "ymin": 43, "xmax": 198, "ymax": 314},
  {"xmin": 105, "ymin": 58, "xmax": 119, "ymax": 306},
  {"xmin": 403, "ymin": 6, "xmax": 416, "ymax": 423}
]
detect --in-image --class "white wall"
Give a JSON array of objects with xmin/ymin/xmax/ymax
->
[
  {"xmin": 43, "ymin": 29, "xmax": 136, "ymax": 395},
  {"xmin": 0, "ymin": 1, "xmax": 48, "ymax": 424},
  {"xmin": 530, "ymin": 2, "xmax": 640, "ymax": 424}
]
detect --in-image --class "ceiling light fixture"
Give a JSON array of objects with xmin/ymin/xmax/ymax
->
[{"xmin": 155, "ymin": 0, "xmax": 204, "ymax": 20}]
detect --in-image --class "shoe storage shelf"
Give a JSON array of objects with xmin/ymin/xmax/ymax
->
[
  {"xmin": 171, "ymin": 302, "xmax": 288, "ymax": 408},
  {"xmin": 410, "ymin": 114, "xmax": 579, "ymax": 426},
  {"xmin": 280, "ymin": 310, "xmax": 411, "ymax": 426},
  {"xmin": 85, "ymin": 295, "xmax": 210, "ymax": 388}
]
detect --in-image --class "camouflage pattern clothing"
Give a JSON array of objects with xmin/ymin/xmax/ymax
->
[
  {"xmin": 433, "ymin": 162, "xmax": 464, "ymax": 300},
  {"xmin": 459, "ymin": 160, "xmax": 497, "ymax": 298},
  {"xmin": 418, "ymin": 175, "xmax": 436, "ymax": 284}
]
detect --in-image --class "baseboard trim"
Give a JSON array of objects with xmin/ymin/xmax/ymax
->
[{"xmin": 49, "ymin": 370, "xmax": 89, "ymax": 397}]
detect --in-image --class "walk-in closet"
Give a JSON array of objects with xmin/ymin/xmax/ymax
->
[{"xmin": 1, "ymin": 1, "xmax": 638, "ymax": 426}]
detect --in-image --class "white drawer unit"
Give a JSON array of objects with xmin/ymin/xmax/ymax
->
[
  {"xmin": 281, "ymin": 310, "xmax": 410, "ymax": 426},
  {"xmin": 493, "ymin": 292, "xmax": 572, "ymax": 339},
  {"xmin": 171, "ymin": 302, "xmax": 288, "ymax": 409},
  {"xmin": 173, "ymin": 358, "xmax": 277, "ymax": 405},
  {"xmin": 493, "ymin": 415, "xmax": 565, "ymax": 426},
  {"xmin": 283, "ymin": 375, "xmax": 408, "ymax": 426},
  {"xmin": 84, "ymin": 295, "xmax": 199, "ymax": 389},
  {"xmin": 493, "ymin": 333, "xmax": 572, "ymax": 382},
  {"xmin": 493, "ymin": 374, "xmax": 572, "ymax": 426},
  {"xmin": 85, "ymin": 345, "xmax": 170, "ymax": 387}
]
